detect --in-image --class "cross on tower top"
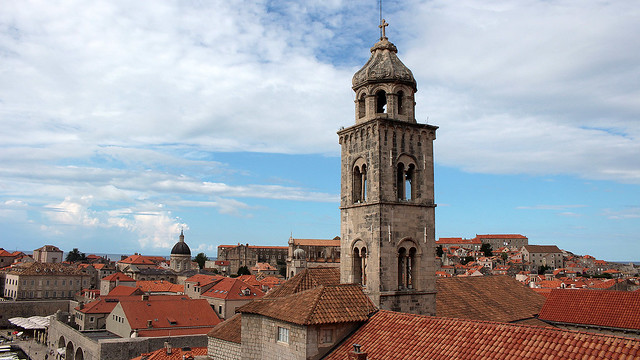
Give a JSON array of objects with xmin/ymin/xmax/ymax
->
[{"xmin": 379, "ymin": 19, "xmax": 389, "ymax": 39}]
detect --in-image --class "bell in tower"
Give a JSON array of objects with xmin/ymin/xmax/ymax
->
[{"xmin": 338, "ymin": 20, "xmax": 438, "ymax": 315}]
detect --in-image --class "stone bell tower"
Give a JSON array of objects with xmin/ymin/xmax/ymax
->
[{"xmin": 338, "ymin": 20, "xmax": 437, "ymax": 315}]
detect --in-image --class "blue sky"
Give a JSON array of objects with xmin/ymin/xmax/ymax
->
[{"xmin": 1, "ymin": 1, "xmax": 639, "ymax": 261}]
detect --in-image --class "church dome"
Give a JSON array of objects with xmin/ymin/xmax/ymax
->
[
  {"xmin": 352, "ymin": 37, "xmax": 416, "ymax": 92},
  {"xmin": 171, "ymin": 230, "xmax": 191, "ymax": 255}
]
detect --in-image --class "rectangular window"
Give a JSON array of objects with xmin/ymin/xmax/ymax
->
[
  {"xmin": 62, "ymin": 280, "xmax": 66, "ymax": 285},
  {"xmin": 219, "ymin": 305, "xmax": 222, "ymax": 314},
  {"xmin": 321, "ymin": 329, "xmax": 333, "ymax": 343},
  {"xmin": 277, "ymin": 327, "xmax": 289, "ymax": 344}
]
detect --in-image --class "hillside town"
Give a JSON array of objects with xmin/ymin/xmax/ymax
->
[{"xmin": 2, "ymin": 15, "xmax": 640, "ymax": 360}]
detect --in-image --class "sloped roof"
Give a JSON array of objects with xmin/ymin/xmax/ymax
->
[
  {"xmin": 475, "ymin": 234, "xmax": 528, "ymax": 239},
  {"xmin": 136, "ymin": 280, "xmax": 184, "ymax": 293},
  {"xmin": 251, "ymin": 262, "xmax": 277, "ymax": 271},
  {"xmin": 131, "ymin": 346, "xmax": 207, "ymax": 360},
  {"xmin": 437, "ymin": 276, "xmax": 546, "ymax": 323},
  {"xmin": 107, "ymin": 285, "xmax": 144, "ymax": 297},
  {"xmin": 6, "ymin": 262, "xmax": 85, "ymax": 276},
  {"xmin": 237, "ymin": 284, "xmax": 377, "ymax": 326},
  {"xmin": 539, "ymin": 289, "xmax": 640, "ymax": 331},
  {"xmin": 264, "ymin": 267, "xmax": 340, "ymax": 298},
  {"xmin": 34, "ymin": 245, "xmax": 62, "ymax": 252},
  {"xmin": 436, "ymin": 237, "xmax": 481, "ymax": 244},
  {"xmin": 184, "ymin": 274, "xmax": 223, "ymax": 286},
  {"xmin": 120, "ymin": 297, "xmax": 220, "ymax": 332},
  {"xmin": 292, "ymin": 238, "xmax": 341, "ymax": 247},
  {"xmin": 207, "ymin": 313, "xmax": 242, "ymax": 344},
  {"xmin": 76, "ymin": 298, "xmax": 120, "ymax": 314},
  {"xmin": 102, "ymin": 272, "xmax": 135, "ymax": 282},
  {"xmin": 523, "ymin": 245, "xmax": 562, "ymax": 253},
  {"xmin": 324, "ymin": 310, "xmax": 640, "ymax": 360},
  {"xmin": 119, "ymin": 254, "xmax": 158, "ymax": 265},
  {"xmin": 201, "ymin": 277, "xmax": 265, "ymax": 301}
]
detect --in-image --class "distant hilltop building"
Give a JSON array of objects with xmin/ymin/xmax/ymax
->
[
  {"xmin": 32, "ymin": 244, "xmax": 63, "ymax": 263},
  {"xmin": 436, "ymin": 234, "xmax": 529, "ymax": 251},
  {"xmin": 217, "ymin": 244, "xmax": 288, "ymax": 275}
]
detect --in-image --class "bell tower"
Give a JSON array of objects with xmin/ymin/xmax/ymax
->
[{"xmin": 338, "ymin": 20, "xmax": 437, "ymax": 315}]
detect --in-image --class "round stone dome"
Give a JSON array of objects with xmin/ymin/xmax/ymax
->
[
  {"xmin": 171, "ymin": 230, "xmax": 191, "ymax": 255},
  {"xmin": 352, "ymin": 38, "xmax": 416, "ymax": 91},
  {"xmin": 293, "ymin": 248, "xmax": 306, "ymax": 260}
]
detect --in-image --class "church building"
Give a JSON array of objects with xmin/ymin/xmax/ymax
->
[{"xmin": 338, "ymin": 20, "xmax": 438, "ymax": 315}]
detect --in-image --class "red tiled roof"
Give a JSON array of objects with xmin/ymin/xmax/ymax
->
[
  {"xmin": 0, "ymin": 249, "xmax": 14, "ymax": 256},
  {"xmin": 475, "ymin": 234, "xmax": 528, "ymax": 239},
  {"xmin": 436, "ymin": 237, "xmax": 481, "ymax": 244},
  {"xmin": 523, "ymin": 245, "xmax": 562, "ymax": 253},
  {"xmin": 119, "ymin": 254, "xmax": 158, "ymax": 265},
  {"xmin": 437, "ymin": 276, "xmax": 546, "ymax": 323},
  {"xmin": 76, "ymin": 298, "xmax": 120, "ymax": 314},
  {"xmin": 251, "ymin": 262, "xmax": 277, "ymax": 271},
  {"xmin": 136, "ymin": 281, "xmax": 184, "ymax": 293},
  {"xmin": 292, "ymin": 238, "xmax": 341, "ymax": 247},
  {"xmin": 325, "ymin": 310, "xmax": 640, "ymax": 360},
  {"xmin": 102, "ymin": 272, "xmax": 136, "ymax": 282},
  {"xmin": 121, "ymin": 297, "xmax": 220, "ymax": 333},
  {"xmin": 207, "ymin": 313, "xmax": 242, "ymax": 344},
  {"xmin": 131, "ymin": 346, "xmax": 207, "ymax": 360},
  {"xmin": 218, "ymin": 245, "xmax": 288, "ymax": 250},
  {"xmin": 264, "ymin": 267, "xmax": 340, "ymax": 298},
  {"xmin": 201, "ymin": 277, "xmax": 265, "ymax": 300},
  {"xmin": 237, "ymin": 284, "xmax": 377, "ymax": 325},
  {"xmin": 184, "ymin": 274, "xmax": 223, "ymax": 286},
  {"xmin": 236, "ymin": 275, "xmax": 262, "ymax": 287},
  {"xmin": 539, "ymin": 289, "xmax": 640, "ymax": 330},
  {"xmin": 107, "ymin": 285, "xmax": 144, "ymax": 297}
]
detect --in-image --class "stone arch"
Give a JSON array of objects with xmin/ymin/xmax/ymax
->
[
  {"xmin": 57, "ymin": 335, "xmax": 66, "ymax": 349},
  {"xmin": 357, "ymin": 91, "xmax": 367, "ymax": 119},
  {"xmin": 397, "ymin": 238, "xmax": 419, "ymax": 290},
  {"xmin": 375, "ymin": 89, "xmax": 387, "ymax": 113},
  {"xmin": 352, "ymin": 157, "xmax": 368, "ymax": 203},
  {"xmin": 66, "ymin": 341, "xmax": 75, "ymax": 360},
  {"xmin": 396, "ymin": 154, "xmax": 418, "ymax": 201},
  {"xmin": 351, "ymin": 239, "xmax": 367, "ymax": 285},
  {"xmin": 75, "ymin": 347, "xmax": 84, "ymax": 360}
]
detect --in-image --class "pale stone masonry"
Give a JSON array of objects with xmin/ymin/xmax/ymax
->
[
  {"xmin": 339, "ymin": 29, "xmax": 437, "ymax": 315},
  {"xmin": 208, "ymin": 337, "xmax": 241, "ymax": 360}
]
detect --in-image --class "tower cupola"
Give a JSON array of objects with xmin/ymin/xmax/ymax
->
[{"xmin": 351, "ymin": 20, "xmax": 417, "ymax": 124}]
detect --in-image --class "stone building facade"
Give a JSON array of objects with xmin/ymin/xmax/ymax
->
[
  {"xmin": 3, "ymin": 262, "xmax": 90, "ymax": 300},
  {"xmin": 476, "ymin": 234, "xmax": 528, "ymax": 250},
  {"xmin": 32, "ymin": 244, "xmax": 63, "ymax": 263},
  {"xmin": 521, "ymin": 245, "xmax": 564, "ymax": 270},
  {"xmin": 217, "ymin": 244, "xmax": 287, "ymax": 275},
  {"xmin": 285, "ymin": 237, "xmax": 341, "ymax": 279},
  {"xmin": 338, "ymin": 25, "xmax": 437, "ymax": 315}
]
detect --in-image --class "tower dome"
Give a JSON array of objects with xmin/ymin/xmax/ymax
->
[
  {"xmin": 293, "ymin": 248, "xmax": 306, "ymax": 260},
  {"xmin": 171, "ymin": 230, "xmax": 191, "ymax": 255},
  {"xmin": 351, "ymin": 32, "xmax": 416, "ymax": 92}
]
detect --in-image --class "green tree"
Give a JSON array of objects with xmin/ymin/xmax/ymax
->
[
  {"xmin": 66, "ymin": 248, "xmax": 86, "ymax": 263},
  {"xmin": 193, "ymin": 252, "xmax": 208, "ymax": 269},
  {"xmin": 460, "ymin": 256, "xmax": 475, "ymax": 265},
  {"xmin": 279, "ymin": 267, "xmax": 286, "ymax": 277},
  {"xmin": 237, "ymin": 266, "xmax": 251, "ymax": 276},
  {"xmin": 538, "ymin": 265, "xmax": 550, "ymax": 274},
  {"xmin": 436, "ymin": 245, "xmax": 444, "ymax": 258},
  {"xmin": 501, "ymin": 252, "xmax": 508, "ymax": 264},
  {"xmin": 480, "ymin": 243, "xmax": 493, "ymax": 257}
]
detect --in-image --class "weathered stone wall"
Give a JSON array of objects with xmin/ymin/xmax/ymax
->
[
  {"xmin": 208, "ymin": 337, "xmax": 241, "ymax": 360},
  {"xmin": 0, "ymin": 300, "xmax": 71, "ymax": 328},
  {"xmin": 241, "ymin": 314, "xmax": 306, "ymax": 360},
  {"xmin": 48, "ymin": 316, "xmax": 207, "ymax": 360},
  {"xmin": 338, "ymin": 118, "xmax": 437, "ymax": 316}
]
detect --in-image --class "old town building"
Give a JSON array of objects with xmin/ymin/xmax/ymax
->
[
  {"xmin": 217, "ymin": 244, "xmax": 287, "ymax": 275},
  {"xmin": 3, "ymin": 262, "xmax": 89, "ymax": 300},
  {"xmin": 32, "ymin": 244, "xmax": 63, "ymax": 263}
]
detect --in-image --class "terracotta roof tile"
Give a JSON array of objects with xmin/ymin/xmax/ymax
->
[
  {"xmin": 102, "ymin": 272, "xmax": 136, "ymax": 282},
  {"xmin": 437, "ymin": 276, "xmax": 546, "ymax": 323},
  {"xmin": 6, "ymin": 262, "xmax": 86, "ymax": 276},
  {"xmin": 107, "ymin": 285, "xmax": 144, "ymax": 297},
  {"xmin": 131, "ymin": 346, "xmax": 206, "ymax": 360},
  {"xmin": 264, "ymin": 267, "xmax": 340, "ymax": 298},
  {"xmin": 325, "ymin": 310, "xmax": 640, "ymax": 360},
  {"xmin": 121, "ymin": 297, "xmax": 220, "ymax": 334},
  {"xmin": 136, "ymin": 281, "xmax": 184, "ymax": 293},
  {"xmin": 237, "ymin": 284, "xmax": 377, "ymax": 325},
  {"xmin": 184, "ymin": 274, "xmax": 224, "ymax": 286},
  {"xmin": 539, "ymin": 289, "xmax": 640, "ymax": 330},
  {"xmin": 207, "ymin": 313, "xmax": 242, "ymax": 344},
  {"xmin": 475, "ymin": 234, "xmax": 528, "ymax": 239},
  {"xmin": 292, "ymin": 238, "xmax": 341, "ymax": 247},
  {"xmin": 119, "ymin": 254, "xmax": 160, "ymax": 265},
  {"xmin": 201, "ymin": 277, "xmax": 265, "ymax": 300},
  {"xmin": 523, "ymin": 245, "xmax": 563, "ymax": 253}
]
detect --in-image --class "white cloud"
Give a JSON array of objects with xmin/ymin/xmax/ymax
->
[{"xmin": 44, "ymin": 196, "xmax": 99, "ymax": 226}]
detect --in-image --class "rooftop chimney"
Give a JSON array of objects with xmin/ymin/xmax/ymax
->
[
  {"xmin": 165, "ymin": 341, "xmax": 172, "ymax": 355},
  {"xmin": 349, "ymin": 344, "xmax": 367, "ymax": 360}
]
